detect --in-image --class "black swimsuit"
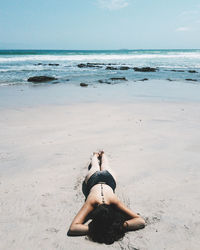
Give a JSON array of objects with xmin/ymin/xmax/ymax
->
[{"xmin": 82, "ymin": 170, "xmax": 116, "ymax": 198}]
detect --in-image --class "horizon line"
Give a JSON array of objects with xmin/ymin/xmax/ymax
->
[{"xmin": 0, "ymin": 48, "xmax": 200, "ymax": 51}]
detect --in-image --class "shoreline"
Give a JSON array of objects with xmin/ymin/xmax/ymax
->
[{"xmin": 0, "ymin": 80, "xmax": 200, "ymax": 109}]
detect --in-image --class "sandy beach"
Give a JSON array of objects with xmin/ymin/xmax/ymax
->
[
  {"xmin": 0, "ymin": 99, "xmax": 200, "ymax": 250},
  {"xmin": 1, "ymin": 0, "xmax": 200, "ymax": 247}
]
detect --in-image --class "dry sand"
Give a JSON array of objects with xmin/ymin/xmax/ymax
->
[{"xmin": 0, "ymin": 101, "xmax": 200, "ymax": 250}]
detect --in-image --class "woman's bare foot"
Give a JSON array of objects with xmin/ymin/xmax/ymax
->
[
  {"xmin": 100, "ymin": 151, "xmax": 109, "ymax": 170},
  {"xmin": 98, "ymin": 150, "xmax": 104, "ymax": 156},
  {"xmin": 88, "ymin": 152, "xmax": 99, "ymax": 170}
]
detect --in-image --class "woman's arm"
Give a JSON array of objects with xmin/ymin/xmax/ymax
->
[
  {"xmin": 67, "ymin": 224, "xmax": 89, "ymax": 236},
  {"xmin": 123, "ymin": 217, "xmax": 145, "ymax": 231},
  {"xmin": 67, "ymin": 200, "xmax": 94, "ymax": 236},
  {"xmin": 114, "ymin": 198, "xmax": 145, "ymax": 231}
]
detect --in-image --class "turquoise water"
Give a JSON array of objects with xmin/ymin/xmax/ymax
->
[
  {"xmin": 0, "ymin": 49, "xmax": 200, "ymax": 86},
  {"xmin": 1, "ymin": 49, "xmax": 200, "ymax": 56}
]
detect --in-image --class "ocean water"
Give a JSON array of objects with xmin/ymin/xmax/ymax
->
[{"xmin": 0, "ymin": 49, "xmax": 200, "ymax": 87}]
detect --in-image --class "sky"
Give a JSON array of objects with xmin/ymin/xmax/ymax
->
[{"xmin": 1, "ymin": 0, "xmax": 200, "ymax": 49}]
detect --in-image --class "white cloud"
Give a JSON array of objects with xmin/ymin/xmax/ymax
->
[
  {"xmin": 97, "ymin": 0, "xmax": 129, "ymax": 10},
  {"xmin": 176, "ymin": 5, "xmax": 200, "ymax": 32},
  {"xmin": 176, "ymin": 27, "xmax": 190, "ymax": 32}
]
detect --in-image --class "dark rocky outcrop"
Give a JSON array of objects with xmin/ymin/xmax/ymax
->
[
  {"xmin": 188, "ymin": 70, "xmax": 198, "ymax": 73},
  {"xmin": 77, "ymin": 64, "xmax": 88, "ymax": 68},
  {"xmin": 48, "ymin": 63, "xmax": 59, "ymax": 66},
  {"xmin": 77, "ymin": 63, "xmax": 103, "ymax": 68},
  {"xmin": 109, "ymin": 77, "xmax": 127, "ymax": 81},
  {"xmin": 119, "ymin": 66, "xmax": 130, "ymax": 70},
  {"xmin": 185, "ymin": 79, "xmax": 197, "ymax": 81},
  {"xmin": 106, "ymin": 66, "xmax": 118, "ymax": 70},
  {"xmin": 34, "ymin": 63, "xmax": 59, "ymax": 66},
  {"xmin": 133, "ymin": 67, "xmax": 158, "ymax": 72},
  {"xmin": 80, "ymin": 83, "xmax": 88, "ymax": 87},
  {"xmin": 27, "ymin": 76, "xmax": 58, "ymax": 83},
  {"xmin": 167, "ymin": 78, "xmax": 173, "ymax": 81}
]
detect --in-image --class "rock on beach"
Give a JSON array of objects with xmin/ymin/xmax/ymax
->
[
  {"xmin": 188, "ymin": 70, "xmax": 198, "ymax": 73},
  {"xmin": 133, "ymin": 67, "xmax": 158, "ymax": 72},
  {"xmin": 27, "ymin": 76, "xmax": 58, "ymax": 83},
  {"xmin": 80, "ymin": 83, "xmax": 88, "ymax": 87},
  {"xmin": 106, "ymin": 66, "xmax": 118, "ymax": 70},
  {"xmin": 185, "ymin": 79, "xmax": 197, "ymax": 81},
  {"xmin": 109, "ymin": 77, "xmax": 128, "ymax": 81},
  {"xmin": 119, "ymin": 66, "xmax": 130, "ymax": 70},
  {"xmin": 77, "ymin": 63, "xmax": 103, "ymax": 68}
]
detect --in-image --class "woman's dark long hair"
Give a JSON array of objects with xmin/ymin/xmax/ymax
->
[{"xmin": 88, "ymin": 204, "xmax": 127, "ymax": 245}]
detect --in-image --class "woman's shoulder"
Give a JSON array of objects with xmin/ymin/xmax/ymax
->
[
  {"xmin": 85, "ymin": 195, "xmax": 99, "ymax": 207},
  {"xmin": 109, "ymin": 194, "xmax": 120, "ymax": 204}
]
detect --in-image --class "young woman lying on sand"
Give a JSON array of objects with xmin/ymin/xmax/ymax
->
[{"xmin": 68, "ymin": 151, "xmax": 145, "ymax": 244}]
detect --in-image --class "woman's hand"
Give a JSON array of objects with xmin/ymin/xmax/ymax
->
[
  {"xmin": 123, "ymin": 217, "xmax": 145, "ymax": 231},
  {"xmin": 113, "ymin": 198, "xmax": 145, "ymax": 231}
]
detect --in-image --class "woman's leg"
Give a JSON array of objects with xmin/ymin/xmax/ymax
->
[
  {"xmin": 85, "ymin": 153, "xmax": 100, "ymax": 183},
  {"xmin": 100, "ymin": 152, "xmax": 117, "ymax": 182}
]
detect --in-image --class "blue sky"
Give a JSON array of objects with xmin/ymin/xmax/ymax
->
[{"xmin": 1, "ymin": 0, "xmax": 200, "ymax": 49}]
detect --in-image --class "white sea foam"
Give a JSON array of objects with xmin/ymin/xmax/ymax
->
[
  {"xmin": 1, "ymin": 52, "xmax": 200, "ymax": 62},
  {"xmin": 0, "ymin": 82, "xmax": 17, "ymax": 86},
  {"xmin": 0, "ymin": 67, "xmax": 52, "ymax": 72}
]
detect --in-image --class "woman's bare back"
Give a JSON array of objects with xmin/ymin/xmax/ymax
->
[{"xmin": 87, "ymin": 183, "xmax": 117, "ymax": 205}]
